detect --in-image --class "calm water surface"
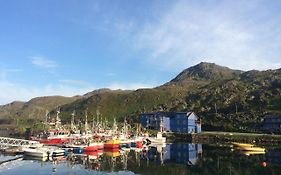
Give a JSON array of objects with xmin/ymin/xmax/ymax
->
[{"xmin": 1, "ymin": 143, "xmax": 281, "ymax": 175}]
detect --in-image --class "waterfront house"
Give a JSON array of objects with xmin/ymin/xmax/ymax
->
[
  {"xmin": 139, "ymin": 111, "xmax": 201, "ymax": 133},
  {"xmin": 261, "ymin": 115, "xmax": 281, "ymax": 133}
]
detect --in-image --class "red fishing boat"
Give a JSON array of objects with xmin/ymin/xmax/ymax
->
[{"xmin": 32, "ymin": 129, "xmax": 77, "ymax": 145}]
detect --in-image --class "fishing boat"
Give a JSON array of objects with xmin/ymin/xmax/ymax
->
[
  {"xmin": 147, "ymin": 132, "xmax": 166, "ymax": 144},
  {"xmin": 146, "ymin": 118, "xmax": 166, "ymax": 144},
  {"xmin": 32, "ymin": 129, "xmax": 75, "ymax": 145},
  {"xmin": 32, "ymin": 110, "xmax": 81, "ymax": 145},
  {"xmin": 84, "ymin": 143, "xmax": 98, "ymax": 152}
]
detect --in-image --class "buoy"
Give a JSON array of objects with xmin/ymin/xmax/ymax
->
[{"xmin": 262, "ymin": 161, "xmax": 267, "ymax": 167}]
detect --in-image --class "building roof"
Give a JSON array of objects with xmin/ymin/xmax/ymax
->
[
  {"xmin": 264, "ymin": 115, "xmax": 281, "ymax": 119},
  {"xmin": 140, "ymin": 111, "xmax": 196, "ymax": 118}
]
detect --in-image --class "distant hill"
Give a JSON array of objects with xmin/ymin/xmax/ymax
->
[
  {"xmin": 169, "ymin": 62, "xmax": 243, "ymax": 83},
  {"xmin": 1, "ymin": 62, "xmax": 281, "ymax": 132}
]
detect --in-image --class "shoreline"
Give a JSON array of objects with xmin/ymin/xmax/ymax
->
[{"xmin": 164, "ymin": 131, "xmax": 281, "ymax": 145}]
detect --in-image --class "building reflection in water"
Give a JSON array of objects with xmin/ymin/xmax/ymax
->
[
  {"xmin": 143, "ymin": 143, "xmax": 202, "ymax": 166},
  {"xmin": 265, "ymin": 148, "xmax": 281, "ymax": 166}
]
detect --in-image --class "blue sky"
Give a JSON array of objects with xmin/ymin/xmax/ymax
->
[{"xmin": 1, "ymin": 0, "xmax": 281, "ymax": 104}]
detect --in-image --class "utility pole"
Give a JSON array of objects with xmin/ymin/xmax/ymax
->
[
  {"xmin": 235, "ymin": 103, "xmax": 238, "ymax": 114},
  {"xmin": 215, "ymin": 103, "xmax": 218, "ymax": 116}
]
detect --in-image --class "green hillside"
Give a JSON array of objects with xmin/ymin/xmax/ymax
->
[{"xmin": 1, "ymin": 62, "xmax": 281, "ymax": 132}]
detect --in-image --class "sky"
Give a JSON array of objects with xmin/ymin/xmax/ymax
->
[{"xmin": 1, "ymin": 0, "xmax": 281, "ymax": 105}]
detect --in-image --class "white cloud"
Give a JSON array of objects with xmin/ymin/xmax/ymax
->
[
  {"xmin": 59, "ymin": 79, "xmax": 87, "ymax": 85},
  {"xmin": 0, "ymin": 79, "xmax": 157, "ymax": 105},
  {"xmin": 105, "ymin": 72, "xmax": 117, "ymax": 77},
  {"xmin": 0, "ymin": 68, "xmax": 22, "ymax": 80},
  {"xmin": 31, "ymin": 56, "xmax": 58, "ymax": 68},
  {"xmin": 0, "ymin": 80, "xmax": 95, "ymax": 105},
  {"xmin": 107, "ymin": 82, "xmax": 156, "ymax": 90},
  {"xmin": 132, "ymin": 1, "xmax": 281, "ymax": 71}
]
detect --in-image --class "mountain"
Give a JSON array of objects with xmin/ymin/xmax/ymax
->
[
  {"xmin": 1, "ymin": 62, "xmax": 281, "ymax": 132},
  {"xmin": 169, "ymin": 62, "xmax": 243, "ymax": 84}
]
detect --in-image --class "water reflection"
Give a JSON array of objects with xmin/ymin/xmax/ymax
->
[
  {"xmin": 266, "ymin": 148, "xmax": 281, "ymax": 167},
  {"xmin": 2, "ymin": 143, "xmax": 281, "ymax": 175},
  {"xmin": 141, "ymin": 143, "xmax": 202, "ymax": 166},
  {"xmin": 58, "ymin": 143, "xmax": 202, "ymax": 173}
]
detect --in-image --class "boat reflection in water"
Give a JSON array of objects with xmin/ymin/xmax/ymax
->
[
  {"xmin": 61, "ymin": 143, "xmax": 202, "ymax": 172},
  {"xmin": 5, "ymin": 143, "xmax": 281, "ymax": 175}
]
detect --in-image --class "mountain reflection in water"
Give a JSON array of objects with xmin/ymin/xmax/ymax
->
[{"xmin": 1, "ymin": 143, "xmax": 281, "ymax": 175}]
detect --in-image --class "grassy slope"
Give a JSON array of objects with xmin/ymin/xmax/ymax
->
[{"xmin": 1, "ymin": 63, "xmax": 281, "ymax": 132}]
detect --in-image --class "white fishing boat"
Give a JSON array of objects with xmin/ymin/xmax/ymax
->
[
  {"xmin": 23, "ymin": 146, "xmax": 65, "ymax": 158},
  {"xmin": 147, "ymin": 132, "xmax": 166, "ymax": 144},
  {"xmin": 147, "ymin": 118, "xmax": 166, "ymax": 144}
]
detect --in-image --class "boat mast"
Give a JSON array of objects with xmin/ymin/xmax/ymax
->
[
  {"xmin": 71, "ymin": 110, "xmax": 76, "ymax": 130},
  {"xmin": 44, "ymin": 110, "xmax": 49, "ymax": 130},
  {"xmin": 84, "ymin": 109, "xmax": 89, "ymax": 131},
  {"xmin": 55, "ymin": 108, "xmax": 61, "ymax": 129},
  {"xmin": 159, "ymin": 117, "xmax": 164, "ymax": 133},
  {"xmin": 96, "ymin": 108, "xmax": 100, "ymax": 130}
]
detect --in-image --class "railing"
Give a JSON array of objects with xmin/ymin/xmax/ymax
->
[{"xmin": 0, "ymin": 137, "xmax": 39, "ymax": 147}]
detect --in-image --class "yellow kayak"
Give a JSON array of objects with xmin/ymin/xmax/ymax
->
[
  {"xmin": 238, "ymin": 146, "xmax": 265, "ymax": 152},
  {"xmin": 232, "ymin": 142, "xmax": 254, "ymax": 148},
  {"xmin": 241, "ymin": 150, "xmax": 265, "ymax": 156}
]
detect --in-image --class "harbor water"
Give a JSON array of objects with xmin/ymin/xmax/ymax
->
[{"xmin": 1, "ymin": 143, "xmax": 281, "ymax": 175}]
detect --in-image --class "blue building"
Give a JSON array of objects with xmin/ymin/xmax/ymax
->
[
  {"xmin": 139, "ymin": 111, "xmax": 201, "ymax": 133},
  {"xmin": 261, "ymin": 115, "xmax": 281, "ymax": 133}
]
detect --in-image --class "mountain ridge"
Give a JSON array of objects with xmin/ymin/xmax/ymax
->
[{"xmin": 1, "ymin": 62, "xmax": 281, "ymax": 132}]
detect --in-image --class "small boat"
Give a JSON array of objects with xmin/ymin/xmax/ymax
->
[
  {"xmin": 131, "ymin": 141, "xmax": 143, "ymax": 148},
  {"xmin": 84, "ymin": 143, "xmax": 98, "ymax": 152},
  {"xmin": 24, "ymin": 155, "xmax": 49, "ymax": 161},
  {"xmin": 23, "ymin": 147, "xmax": 49, "ymax": 158},
  {"xmin": 84, "ymin": 151, "xmax": 98, "ymax": 160},
  {"xmin": 72, "ymin": 147, "xmax": 84, "ymax": 154},
  {"xmin": 232, "ymin": 142, "xmax": 265, "ymax": 152},
  {"xmin": 96, "ymin": 142, "xmax": 104, "ymax": 150},
  {"xmin": 50, "ymin": 148, "xmax": 66, "ymax": 157},
  {"xmin": 104, "ymin": 139, "xmax": 120, "ymax": 149}
]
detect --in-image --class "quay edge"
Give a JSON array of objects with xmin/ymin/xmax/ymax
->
[{"xmin": 163, "ymin": 131, "xmax": 281, "ymax": 144}]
